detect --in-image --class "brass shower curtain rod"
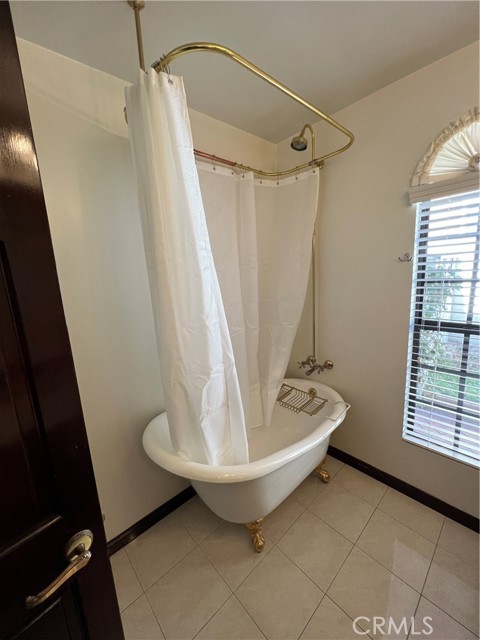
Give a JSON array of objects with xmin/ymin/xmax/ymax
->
[{"xmin": 127, "ymin": 1, "xmax": 354, "ymax": 178}]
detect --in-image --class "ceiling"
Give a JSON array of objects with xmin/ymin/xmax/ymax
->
[{"xmin": 10, "ymin": 1, "xmax": 479, "ymax": 143}]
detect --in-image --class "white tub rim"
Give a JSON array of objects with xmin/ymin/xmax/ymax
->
[{"xmin": 142, "ymin": 379, "xmax": 349, "ymax": 484}]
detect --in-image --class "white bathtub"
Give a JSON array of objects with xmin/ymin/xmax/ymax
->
[{"xmin": 143, "ymin": 378, "xmax": 349, "ymax": 525}]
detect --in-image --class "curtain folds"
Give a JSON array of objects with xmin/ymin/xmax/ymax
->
[
  {"xmin": 126, "ymin": 70, "xmax": 248, "ymax": 466},
  {"xmin": 198, "ymin": 165, "xmax": 319, "ymax": 426},
  {"xmin": 126, "ymin": 69, "xmax": 319, "ymax": 465}
]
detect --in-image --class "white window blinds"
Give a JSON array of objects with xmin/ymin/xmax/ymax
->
[{"xmin": 403, "ymin": 190, "xmax": 480, "ymax": 467}]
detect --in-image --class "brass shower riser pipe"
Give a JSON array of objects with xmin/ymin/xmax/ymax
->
[{"xmin": 312, "ymin": 226, "xmax": 316, "ymax": 357}]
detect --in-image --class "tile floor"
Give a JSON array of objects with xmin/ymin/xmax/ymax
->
[{"xmin": 110, "ymin": 457, "xmax": 479, "ymax": 640}]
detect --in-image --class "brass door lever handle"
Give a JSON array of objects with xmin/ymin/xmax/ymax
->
[{"xmin": 25, "ymin": 530, "xmax": 93, "ymax": 609}]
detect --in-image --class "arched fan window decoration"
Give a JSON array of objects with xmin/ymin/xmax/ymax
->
[
  {"xmin": 403, "ymin": 107, "xmax": 480, "ymax": 468},
  {"xmin": 409, "ymin": 107, "xmax": 479, "ymax": 204}
]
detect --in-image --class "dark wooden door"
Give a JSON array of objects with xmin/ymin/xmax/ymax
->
[{"xmin": 0, "ymin": 3, "xmax": 124, "ymax": 638}]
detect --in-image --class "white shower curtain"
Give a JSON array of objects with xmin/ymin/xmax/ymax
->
[
  {"xmin": 126, "ymin": 69, "xmax": 319, "ymax": 465},
  {"xmin": 125, "ymin": 70, "xmax": 248, "ymax": 466},
  {"xmin": 198, "ymin": 165, "xmax": 319, "ymax": 426}
]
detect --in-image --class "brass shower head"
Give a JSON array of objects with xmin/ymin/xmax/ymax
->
[
  {"xmin": 291, "ymin": 133, "xmax": 308, "ymax": 151},
  {"xmin": 290, "ymin": 124, "xmax": 316, "ymax": 161}
]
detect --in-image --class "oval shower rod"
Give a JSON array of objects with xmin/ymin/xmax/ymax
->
[{"xmin": 127, "ymin": 1, "xmax": 354, "ymax": 178}]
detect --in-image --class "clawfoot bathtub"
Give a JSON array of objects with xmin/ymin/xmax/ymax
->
[{"xmin": 143, "ymin": 378, "xmax": 349, "ymax": 551}]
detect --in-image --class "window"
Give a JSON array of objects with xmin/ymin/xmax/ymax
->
[
  {"xmin": 404, "ymin": 108, "xmax": 480, "ymax": 466},
  {"xmin": 403, "ymin": 190, "xmax": 480, "ymax": 466}
]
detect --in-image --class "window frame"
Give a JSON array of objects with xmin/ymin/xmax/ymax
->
[{"xmin": 403, "ymin": 190, "xmax": 480, "ymax": 468}]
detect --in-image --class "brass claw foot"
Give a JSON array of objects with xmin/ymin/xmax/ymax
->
[
  {"xmin": 314, "ymin": 457, "xmax": 330, "ymax": 483},
  {"xmin": 245, "ymin": 519, "xmax": 265, "ymax": 553}
]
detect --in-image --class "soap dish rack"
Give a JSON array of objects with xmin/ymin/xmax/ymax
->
[{"xmin": 277, "ymin": 383, "xmax": 328, "ymax": 416}]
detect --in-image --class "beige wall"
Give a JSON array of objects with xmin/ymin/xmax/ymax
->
[
  {"xmin": 16, "ymin": 39, "xmax": 276, "ymax": 540},
  {"xmin": 281, "ymin": 42, "xmax": 480, "ymax": 517}
]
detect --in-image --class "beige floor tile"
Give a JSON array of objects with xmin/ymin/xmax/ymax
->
[
  {"xmin": 437, "ymin": 518, "xmax": 479, "ymax": 568},
  {"xmin": 328, "ymin": 547, "xmax": 419, "ymax": 640},
  {"xmin": 290, "ymin": 473, "xmax": 327, "ymax": 507},
  {"xmin": 333, "ymin": 464, "xmax": 387, "ymax": 506},
  {"xmin": 261, "ymin": 494, "xmax": 305, "ymax": 543},
  {"xmin": 200, "ymin": 521, "xmax": 271, "ymax": 590},
  {"xmin": 357, "ymin": 510, "xmax": 435, "ymax": 591},
  {"xmin": 146, "ymin": 547, "xmax": 231, "ymax": 640},
  {"xmin": 110, "ymin": 548, "xmax": 143, "ymax": 612},
  {"xmin": 423, "ymin": 546, "xmax": 479, "ymax": 635},
  {"xmin": 175, "ymin": 495, "xmax": 222, "ymax": 544},
  {"xmin": 309, "ymin": 483, "xmax": 374, "ymax": 542},
  {"xmin": 323, "ymin": 454, "xmax": 343, "ymax": 478},
  {"xmin": 121, "ymin": 594, "xmax": 165, "ymax": 640},
  {"xmin": 409, "ymin": 597, "xmax": 477, "ymax": 640},
  {"xmin": 278, "ymin": 510, "xmax": 353, "ymax": 591},
  {"xmin": 300, "ymin": 595, "xmax": 367, "ymax": 640},
  {"xmin": 378, "ymin": 489, "xmax": 444, "ymax": 542},
  {"xmin": 125, "ymin": 513, "xmax": 196, "ymax": 590},
  {"xmin": 236, "ymin": 547, "xmax": 322, "ymax": 640},
  {"xmin": 195, "ymin": 595, "xmax": 265, "ymax": 640}
]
